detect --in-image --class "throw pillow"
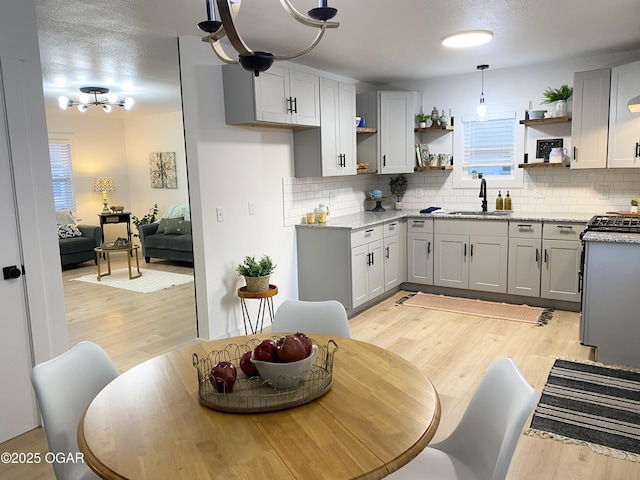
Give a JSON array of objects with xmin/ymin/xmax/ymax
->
[
  {"xmin": 164, "ymin": 219, "xmax": 191, "ymax": 235},
  {"xmin": 155, "ymin": 217, "xmax": 180, "ymax": 234},
  {"xmin": 57, "ymin": 224, "xmax": 83, "ymax": 239},
  {"xmin": 55, "ymin": 210, "xmax": 76, "ymax": 226}
]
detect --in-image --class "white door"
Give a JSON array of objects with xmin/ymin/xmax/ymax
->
[{"xmin": 0, "ymin": 76, "xmax": 39, "ymax": 442}]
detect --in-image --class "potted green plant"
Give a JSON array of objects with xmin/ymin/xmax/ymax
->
[
  {"xmin": 131, "ymin": 204, "xmax": 158, "ymax": 238},
  {"xmin": 236, "ymin": 255, "xmax": 276, "ymax": 293},
  {"xmin": 631, "ymin": 199, "xmax": 639, "ymax": 213},
  {"xmin": 389, "ymin": 174, "xmax": 408, "ymax": 210},
  {"xmin": 416, "ymin": 113, "xmax": 429, "ymax": 128},
  {"xmin": 542, "ymin": 84, "xmax": 573, "ymax": 118}
]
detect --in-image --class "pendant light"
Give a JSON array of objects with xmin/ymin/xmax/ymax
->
[{"xmin": 477, "ymin": 65, "xmax": 489, "ymax": 118}]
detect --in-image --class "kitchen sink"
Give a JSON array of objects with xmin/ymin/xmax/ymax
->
[{"xmin": 449, "ymin": 210, "xmax": 512, "ymax": 216}]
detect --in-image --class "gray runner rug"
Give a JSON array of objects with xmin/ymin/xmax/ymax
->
[{"xmin": 526, "ymin": 359, "xmax": 640, "ymax": 462}]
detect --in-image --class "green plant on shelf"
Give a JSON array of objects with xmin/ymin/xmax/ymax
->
[{"xmin": 542, "ymin": 84, "xmax": 573, "ymax": 104}]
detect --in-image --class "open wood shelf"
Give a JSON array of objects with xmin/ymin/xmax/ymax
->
[
  {"xmin": 519, "ymin": 116, "xmax": 572, "ymax": 126},
  {"xmin": 415, "ymin": 165, "xmax": 453, "ymax": 171},
  {"xmin": 415, "ymin": 125, "xmax": 454, "ymax": 133},
  {"xmin": 356, "ymin": 127, "xmax": 377, "ymax": 134},
  {"xmin": 518, "ymin": 162, "xmax": 569, "ymax": 168},
  {"xmin": 356, "ymin": 169, "xmax": 378, "ymax": 174}
]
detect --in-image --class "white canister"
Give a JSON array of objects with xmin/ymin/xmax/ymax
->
[{"xmin": 549, "ymin": 147, "xmax": 567, "ymax": 164}]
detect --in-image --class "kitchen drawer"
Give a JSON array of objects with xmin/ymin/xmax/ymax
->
[
  {"xmin": 351, "ymin": 225, "xmax": 382, "ymax": 247},
  {"xmin": 407, "ymin": 217, "xmax": 433, "ymax": 234},
  {"xmin": 384, "ymin": 219, "xmax": 404, "ymax": 238},
  {"xmin": 509, "ymin": 221, "xmax": 542, "ymax": 239},
  {"xmin": 434, "ymin": 219, "xmax": 507, "ymax": 236},
  {"xmin": 543, "ymin": 222, "xmax": 585, "ymax": 240}
]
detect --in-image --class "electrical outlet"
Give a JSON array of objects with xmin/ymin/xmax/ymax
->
[
  {"xmin": 216, "ymin": 207, "xmax": 224, "ymax": 222},
  {"xmin": 534, "ymin": 190, "xmax": 545, "ymax": 199},
  {"xmin": 248, "ymin": 201, "xmax": 255, "ymax": 215},
  {"xmin": 597, "ymin": 184, "xmax": 610, "ymax": 200}
]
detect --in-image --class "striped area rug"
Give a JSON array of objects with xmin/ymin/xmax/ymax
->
[{"xmin": 527, "ymin": 359, "xmax": 640, "ymax": 461}]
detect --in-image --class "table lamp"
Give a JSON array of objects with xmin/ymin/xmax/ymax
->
[{"xmin": 94, "ymin": 177, "xmax": 115, "ymax": 214}]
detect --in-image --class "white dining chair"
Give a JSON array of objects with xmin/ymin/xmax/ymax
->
[
  {"xmin": 31, "ymin": 341, "xmax": 119, "ymax": 480},
  {"xmin": 271, "ymin": 299, "xmax": 351, "ymax": 338},
  {"xmin": 387, "ymin": 358, "xmax": 538, "ymax": 480}
]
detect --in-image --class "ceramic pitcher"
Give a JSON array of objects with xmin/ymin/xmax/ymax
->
[{"xmin": 549, "ymin": 147, "xmax": 567, "ymax": 163}]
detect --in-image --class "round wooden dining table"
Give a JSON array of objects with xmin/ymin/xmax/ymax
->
[{"xmin": 78, "ymin": 334, "xmax": 440, "ymax": 479}]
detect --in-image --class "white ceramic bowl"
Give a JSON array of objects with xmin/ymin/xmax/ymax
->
[
  {"xmin": 528, "ymin": 110, "xmax": 547, "ymax": 119},
  {"xmin": 251, "ymin": 345, "xmax": 318, "ymax": 388}
]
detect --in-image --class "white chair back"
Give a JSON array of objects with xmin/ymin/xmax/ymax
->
[
  {"xmin": 271, "ymin": 299, "xmax": 351, "ymax": 338},
  {"xmin": 31, "ymin": 341, "xmax": 119, "ymax": 480}
]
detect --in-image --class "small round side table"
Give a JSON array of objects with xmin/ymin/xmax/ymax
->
[{"xmin": 237, "ymin": 284, "xmax": 278, "ymax": 334}]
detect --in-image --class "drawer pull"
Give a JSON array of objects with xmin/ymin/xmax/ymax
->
[
  {"xmin": 412, "ymin": 220, "xmax": 425, "ymax": 225},
  {"xmin": 517, "ymin": 224, "xmax": 533, "ymax": 229},
  {"xmin": 557, "ymin": 225, "xmax": 574, "ymax": 230},
  {"xmin": 365, "ymin": 229, "xmax": 374, "ymax": 233},
  {"xmin": 388, "ymin": 222, "xmax": 397, "ymax": 228}
]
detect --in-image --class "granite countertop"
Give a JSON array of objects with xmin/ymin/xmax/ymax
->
[
  {"xmin": 296, "ymin": 210, "xmax": 591, "ymax": 231},
  {"xmin": 582, "ymin": 231, "xmax": 640, "ymax": 244}
]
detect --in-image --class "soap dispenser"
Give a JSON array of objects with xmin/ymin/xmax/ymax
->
[
  {"xmin": 496, "ymin": 191, "xmax": 503, "ymax": 210},
  {"xmin": 504, "ymin": 191, "xmax": 512, "ymax": 210}
]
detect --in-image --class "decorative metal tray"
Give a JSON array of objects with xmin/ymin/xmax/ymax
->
[{"xmin": 193, "ymin": 337, "xmax": 338, "ymax": 413}]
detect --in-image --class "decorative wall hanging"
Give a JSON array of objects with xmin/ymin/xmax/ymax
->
[
  {"xmin": 149, "ymin": 152, "xmax": 177, "ymax": 189},
  {"xmin": 536, "ymin": 138, "xmax": 563, "ymax": 160}
]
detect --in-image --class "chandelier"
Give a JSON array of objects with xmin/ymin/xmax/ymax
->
[
  {"xmin": 58, "ymin": 87, "xmax": 134, "ymax": 113},
  {"xmin": 198, "ymin": 0, "xmax": 339, "ymax": 76}
]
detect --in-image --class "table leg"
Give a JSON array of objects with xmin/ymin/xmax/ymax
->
[
  {"xmin": 240, "ymin": 298, "xmax": 254, "ymax": 335},
  {"xmin": 127, "ymin": 248, "xmax": 142, "ymax": 279},
  {"xmin": 96, "ymin": 251, "xmax": 102, "ymax": 280}
]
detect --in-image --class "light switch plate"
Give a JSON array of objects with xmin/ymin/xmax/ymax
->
[{"xmin": 216, "ymin": 207, "xmax": 224, "ymax": 222}]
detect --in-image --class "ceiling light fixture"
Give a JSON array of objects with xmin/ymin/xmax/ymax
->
[
  {"xmin": 628, "ymin": 94, "xmax": 640, "ymax": 113},
  {"xmin": 58, "ymin": 87, "xmax": 134, "ymax": 113},
  {"xmin": 198, "ymin": 0, "xmax": 339, "ymax": 77},
  {"xmin": 477, "ymin": 64, "xmax": 489, "ymax": 119},
  {"xmin": 442, "ymin": 30, "xmax": 493, "ymax": 48}
]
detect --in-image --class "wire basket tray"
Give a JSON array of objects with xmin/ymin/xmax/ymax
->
[{"xmin": 193, "ymin": 337, "xmax": 338, "ymax": 413}]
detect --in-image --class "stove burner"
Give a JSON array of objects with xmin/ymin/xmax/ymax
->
[{"xmin": 586, "ymin": 215, "xmax": 640, "ymax": 233}]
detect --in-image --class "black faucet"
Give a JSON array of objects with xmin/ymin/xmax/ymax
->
[{"xmin": 479, "ymin": 176, "xmax": 487, "ymax": 212}]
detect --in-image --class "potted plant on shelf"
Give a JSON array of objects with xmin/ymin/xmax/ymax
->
[
  {"xmin": 389, "ymin": 174, "xmax": 408, "ymax": 210},
  {"xmin": 416, "ymin": 113, "xmax": 429, "ymax": 129},
  {"xmin": 236, "ymin": 255, "xmax": 276, "ymax": 293},
  {"xmin": 542, "ymin": 84, "xmax": 573, "ymax": 118},
  {"xmin": 631, "ymin": 199, "xmax": 639, "ymax": 213}
]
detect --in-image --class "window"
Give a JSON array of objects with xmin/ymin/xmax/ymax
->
[
  {"xmin": 452, "ymin": 102, "xmax": 526, "ymax": 189},
  {"xmin": 49, "ymin": 140, "xmax": 75, "ymax": 211}
]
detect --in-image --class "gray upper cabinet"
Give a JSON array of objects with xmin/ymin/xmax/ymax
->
[
  {"xmin": 570, "ymin": 68, "xmax": 610, "ymax": 170},
  {"xmin": 608, "ymin": 60, "xmax": 640, "ymax": 168},
  {"xmin": 357, "ymin": 91, "xmax": 418, "ymax": 174},
  {"xmin": 222, "ymin": 64, "xmax": 320, "ymax": 127},
  {"xmin": 293, "ymin": 78, "xmax": 357, "ymax": 177}
]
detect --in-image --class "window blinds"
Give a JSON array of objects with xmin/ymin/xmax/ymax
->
[
  {"xmin": 462, "ymin": 112, "xmax": 516, "ymax": 176},
  {"xmin": 49, "ymin": 142, "xmax": 75, "ymax": 211}
]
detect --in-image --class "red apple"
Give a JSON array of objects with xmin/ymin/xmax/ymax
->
[
  {"xmin": 294, "ymin": 332, "xmax": 313, "ymax": 356},
  {"xmin": 239, "ymin": 350, "xmax": 259, "ymax": 377},
  {"xmin": 210, "ymin": 361, "xmax": 237, "ymax": 393},
  {"xmin": 276, "ymin": 334, "xmax": 309, "ymax": 363},
  {"xmin": 253, "ymin": 339, "xmax": 277, "ymax": 362}
]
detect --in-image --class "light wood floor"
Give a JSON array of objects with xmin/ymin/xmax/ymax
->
[{"xmin": 2, "ymin": 262, "xmax": 639, "ymax": 479}]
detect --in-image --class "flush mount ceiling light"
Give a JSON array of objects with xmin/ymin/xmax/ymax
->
[
  {"xmin": 477, "ymin": 64, "xmax": 489, "ymax": 118},
  {"xmin": 442, "ymin": 30, "xmax": 493, "ymax": 48},
  {"xmin": 628, "ymin": 94, "xmax": 640, "ymax": 113},
  {"xmin": 198, "ymin": 0, "xmax": 339, "ymax": 76},
  {"xmin": 58, "ymin": 87, "xmax": 134, "ymax": 113}
]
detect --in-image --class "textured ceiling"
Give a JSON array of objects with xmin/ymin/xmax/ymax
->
[{"xmin": 35, "ymin": 0, "xmax": 640, "ymax": 117}]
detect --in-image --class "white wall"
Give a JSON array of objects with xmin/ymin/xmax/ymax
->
[{"xmin": 179, "ymin": 36, "xmax": 299, "ymax": 340}]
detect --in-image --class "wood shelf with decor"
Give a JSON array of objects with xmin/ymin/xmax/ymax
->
[
  {"xmin": 414, "ymin": 125, "xmax": 454, "ymax": 133},
  {"xmin": 415, "ymin": 165, "xmax": 453, "ymax": 171},
  {"xmin": 519, "ymin": 116, "xmax": 572, "ymax": 126},
  {"xmin": 518, "ymin": 162, "xmax": 569, "ymax": 168},
  {"xmin": 356, "ymin": 127, "xmax": 377, "ymax": 134},
  {"xmin": 357, "ymin": 168, "xmax": 378, "ymax": 174}
]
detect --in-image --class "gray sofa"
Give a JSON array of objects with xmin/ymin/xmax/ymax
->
[
  {"xmin": 139, "ymin": 219, "xmax": 193, "ymax": 263},
  {"xmin": 58, "ymin": 225, "xmax": 102, "ymax": 267}
]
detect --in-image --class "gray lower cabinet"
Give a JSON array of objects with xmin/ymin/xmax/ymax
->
[
  {"xmin": 507, "ymin": 222, "xmax": 542, "ymax": 297},
  {"xmin": 383, "ymin": 219, "xmax": 406, "ymax": 291},
  {"xmin": 540, "ymin": 222, "xmax": 583, "ymax": 302},
  {"xmin": 407, "ymin": 218, "xmax": 434, "ymax": 285},
  {"xmin": 434, "ymin": 220, "xmax": 508, "ymax": 293}
]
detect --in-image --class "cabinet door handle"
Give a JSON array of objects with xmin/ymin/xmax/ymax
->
[
  {"xmin": 370, "ymin": 252, "xmax": 374, "ymax": 265},
  {"xmin": 636, "ymin": 142, "xmax": 640, "ymax": 158},
  {"xmin": 286, "ymin": 97, "xmax": 293, "ymax": 113},
  {"xmin": 383, "ymin": 154, "xmax": 386, "ymax": 167},
  {"xmin": 366, "ymin": 252, "xmax": 371, "ymax": 266},
  {"xmin": 573, "ymin": 146, "xmax": 577, "ymax": 160},
  {"xmin": 427, "ymin": 241, "xmax": 431, "ymax": 254},
  {"xmin": 385, "ymin": 246, "xmax": 390, "ymax": 259},
  {"xmin": 292, "ymin": 97, "xmax": 298, "ymax": 114},
  {"xmin": 464, "ymin": 244, "xmax": 467, "ymax": 257},
  {"xmin": 470, "ymin": 244, "xmax": 474, "ymax": 257},
  {"xmin": 535, "ymin": 248, "xmax": 539, "ymax": 263},
  {"xmin": 544, "ymin": 249, "xmax": 548, "ymax": 264}
]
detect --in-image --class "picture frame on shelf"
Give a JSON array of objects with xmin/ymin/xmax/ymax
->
[
  {"xmin": 416, "ymin": 144, "xmax": 430, "ymax": 167},
  {"xmin": 536, "ymin": 138, "xmax": 563, "ymax": 160}
]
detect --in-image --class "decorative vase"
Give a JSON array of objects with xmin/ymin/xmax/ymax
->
[
  {"xmin": 430, "ymin": 107, "xmax": 440, "ymax": 125},
  {"xmin": 394, "ymin": 202, "xmax": 403, "ymax": 211},
  {"xmin": 244, "ymin": 275, "xmax": 270, "ymax": 293},
  {"xmin": 439, "ymin": 110, "xmax": 448, "ymax": 126},
  {"xmin": 631, "ymin": 206, "xmax": 639, "ymax": 213},
  {"xmin": 419, "ymin": 121, "xmax": 427, "ymax": 128},
  {"xmin": 555, "ymin": 100, "xmax": 567, "ymax": 117}
]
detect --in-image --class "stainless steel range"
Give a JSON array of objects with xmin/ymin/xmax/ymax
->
[{"xmin": 580, "ymin": 214, "xmax": 640, "ymax": 368}]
